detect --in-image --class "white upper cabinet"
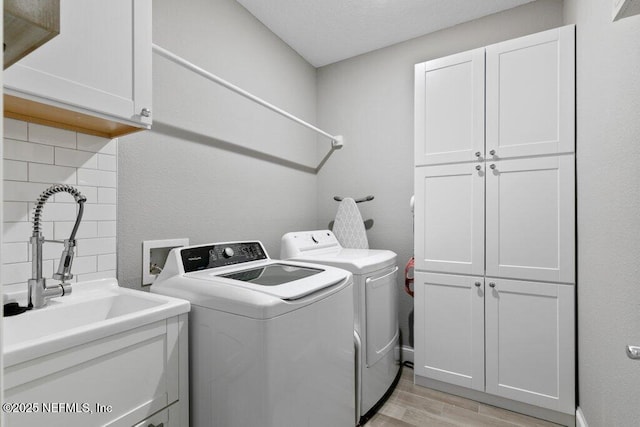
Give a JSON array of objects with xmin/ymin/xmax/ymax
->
[
  {"xmin": 414, "ymin": 49, "xmax": 484, "ymax": 166},
  {"xmin": 414, "ymin": 163, "xmax": 484, "ymax": 276},
  {"xmin": 415, "ymin": 25, "xmax": 574, "ymax": 165},
  {"xmin": 485, "ymin": 155, "xmax": 575, "ymax": 283},
  {"xmin": 486, "ymin": 26, "xmax": 575, "ymax": 159},
  {"xmin": 4, "ymin": 0, "xmax": 152, "ymax": 138}
]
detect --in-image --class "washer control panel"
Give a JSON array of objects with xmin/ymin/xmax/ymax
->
[{"xmin": 181, "ymin": 242, "xmax": 268, "ymax": 273}]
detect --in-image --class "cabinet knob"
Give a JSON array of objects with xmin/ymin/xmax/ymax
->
[
  {"xmin": 474, "ymin": 281, "xmax": 482, "ymax": 287},
  {"xmin": 489, "ymin": 282, "xmax": 496, "ymax": 288},
  {"xmin": 489, "ymin": 149, "xmax": 496, "ymax": 156},
  {"xmin": 490, "ymin": 164, "xmax": 496, "ymax": 170},
  {"xmin": 475, "ymin": 151, "xmax": 482, "ymax": 157},
  {"xmin": 141, "ymin": 108, "xmax": 152, "ymax": 117},
  {"xmin": 475, "ymin": 165, "xmax": 482, "ymax": 171}
]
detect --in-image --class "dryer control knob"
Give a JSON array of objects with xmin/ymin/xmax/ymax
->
[{"xmin": 222, "ymin": 247, "xmax": 235, "ymax": 258}]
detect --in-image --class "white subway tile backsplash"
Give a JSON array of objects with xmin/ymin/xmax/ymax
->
[
  {"xmin": 63, "ymin": 256, "xmax": 97, "ymax": 275},
  {"xmin": 53, "ymin": 185, "xmax": 98, "ymax": 204},
  {"xmin": 2, "ymin": 262, "xmax": 31, "ymax": 285},
  {"xmin": 54, "ymin": 220, "xmax": 98, "ymax": 240},
  {"xmin": 3, "ymin": 242, "xmax": 29, "ymax": 263},
  {"xmin": 4, "ymin": 160, "xmax": 28, "ymax": 181},
  {"xmin": 3, "ymin": 120, "xmax": 118, "ymax": 289},
  {"xmin": 3, "ymin": 202, "xmax": 29, "ymax": 222},
  {"xmin": 83, "ymin": 204, "xmax": 116, "ymax": 221},
  {"xmin": 4, "ymin": 139, "xmax": 54, "ymax": 164},
  {"xmin": 3, "ymin": 203, "xmax": 28, "ymax": 224},
  {"xmin": 29, "ymin": 123, "xmax": 76, "ymax": 148},
  {"xmin": 4, "ymin": 221, "xmax": 53, "ymax": 243},
  {"xmin": 4, "ymin": 118, "xmax": 28, "ymax": 140},
  {"xmin": 98, "ymin": 187, "xmax": 117, "ymax": 204},
  {"xmin": 76, "ymin": 168, "xmax": 100, "ymax": 186},
  {"xmin": 98, "ymin": 154, "xmax": 117, "ymax": 171},
  {"xmin": 97, "ymin": 221, "xmax": 116, "ymax": 237},
  {"xmin": 29, "ymin": 163, "xmax": 77, "ymax": 185},
  {"xmin": 77, "ymin": 133, "xmax": 113, "ymax": 153},
  {"xmin": 4, "ymin": 222, "xmax": 33, "ymax": 243},
  {"xmin": 76, "ymin": 237, "xmax": 116, "ymax": 256},
  {"xmin": 55, "ymin": 147, "xmax": 98, "ymax": 169},
  {"xmin": 4, "ymin": 181, "xmax": 53, "ymax": 202},
  {"xmin": 98, "ymin": 253, "xmax": 116, "ymax": 271},
  {"xmin": 42, "ymin": 240, "xmax": 66, "ymax": 260},
  {"xmin": 27, "ymin": 202, "xmax": 77, "ymax": 222},
  {"xmin": 78, "ymin": 169, "xmax": 116, "ymax": 188},
  {"xmin": 99, "ymin": 170, "xmax": 117, "ymax": 188}
]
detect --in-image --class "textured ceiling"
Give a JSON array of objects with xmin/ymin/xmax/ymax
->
[{"xmin": 235, "ymin": 0, "xmax": 536, "ymax": 67}]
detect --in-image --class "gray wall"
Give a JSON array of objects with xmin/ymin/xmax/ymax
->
[
  {"xmin": 117, "ymin": 0, "xmax": 320, "ymax": 287},
  {"xmin": 315, "ymin": 0, "xmax": 565, "ymax": 348},
  {"xmin": 563, "ymin": 1, "xmax": 640, "ymax": 425}
]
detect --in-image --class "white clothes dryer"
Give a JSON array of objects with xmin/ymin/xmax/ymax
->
[
  {"xmin": 152, "ymin": 241, "xmax": 355, "ymax": 427},
  {"xmin": 281, "ymin": 230, "xmax": 400, "ymax": 424}
]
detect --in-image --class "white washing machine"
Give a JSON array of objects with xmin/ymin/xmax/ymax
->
[
  {"xmin": 281, "ymin": 230, "xmax": 400, "ymax": 424},
  {"xmin": 151, "ymin": 241, "xmax": 355, "ymax": 427}
]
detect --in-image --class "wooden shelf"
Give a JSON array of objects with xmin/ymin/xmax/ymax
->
[{"xmin": 4, "ymin": 94, "xmax": 144, "ymax": 139}]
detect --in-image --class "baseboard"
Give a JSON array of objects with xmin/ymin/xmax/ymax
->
[
  {"xmin": 576, "ymin": 407, "xmax": 588, "ymax": 427},
  {"xmin": 401, "ymin": 345, "xmax": 414, "ymax": 364}
]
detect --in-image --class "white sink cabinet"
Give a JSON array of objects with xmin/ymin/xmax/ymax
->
[{"xmin": 2, "ymin": 279, "xmax": 189, "ymax": 427}]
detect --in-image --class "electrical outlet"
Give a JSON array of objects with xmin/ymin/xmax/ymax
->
[{"xmin": 142, "ymin": 238, "xmax": 189, "ymax": 286}]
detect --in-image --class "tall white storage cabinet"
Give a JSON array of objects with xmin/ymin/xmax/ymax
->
[{"xmin": 413, "ymin": 26, "xmax": 576, "ymax": 425}]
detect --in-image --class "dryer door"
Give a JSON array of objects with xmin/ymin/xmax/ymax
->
[{"xmin": 365, "ymin": 266, "xmax": 399, "ymax": 367}]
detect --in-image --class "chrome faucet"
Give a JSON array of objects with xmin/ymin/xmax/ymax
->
[{"xmin": 28, "ymin": 184, "xmax": 87, "ymax": 309}]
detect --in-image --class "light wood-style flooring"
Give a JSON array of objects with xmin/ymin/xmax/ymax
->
[{"xmin": 365, "ymin": 368, "xmax": 562, "ymax": 427}]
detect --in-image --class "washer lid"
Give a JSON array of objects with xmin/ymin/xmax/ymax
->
[
  {"xmin": 187, "ymin": 260, "xmax": 349, "ymax": 301},
  {"xmin": 220, "ymin": 263, "xmax": 322, "ymax": 287}
]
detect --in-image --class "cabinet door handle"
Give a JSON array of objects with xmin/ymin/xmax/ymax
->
[
  {"xmin": 489, "ymin": 149, "xmax": 496, "ymax": 155},
  {"xmin": 474, "ymin": 281, "xmax": 482, "ymax": 287},
  {"xmin": 141, "ymin": 107, "xmax": 152, "ymax": 117},
  {"xmin": 489, "ymin": 282, "xmax": 496, "ymax": 288}
]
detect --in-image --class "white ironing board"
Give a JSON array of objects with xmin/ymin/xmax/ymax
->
[{"xmin": 333, "ymin": 197, "xmax": 369, "ymax": 249}]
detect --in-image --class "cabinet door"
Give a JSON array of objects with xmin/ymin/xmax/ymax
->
[
  {"xmin": 486, "ymin": 25, "xmax": 574, "ymax": 159},
  {"xmin": 485, "ymin": 155, "xmax": 575, "ymax": 283},
  {"xmin": 414, "ymin": 163, "xmax": 484, "ymax": 275},
  {"xmin": 414, "ymin": 48, "xmax": 484, "ymax": 166},
  {"xmin": 4, "ymin": 0, "xmax": 152, "ymax": 128},
  {"xmin": 485, "ymin": 279, "xmax": 575, "ymax": 414},
  {"xmin": 414, "ymin": 272, "xmax": 485, "ymax": 391}
]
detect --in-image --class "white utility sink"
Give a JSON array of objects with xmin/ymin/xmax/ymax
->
[{"xmin": 3, "ymin": 278, "xmax": 190, "ymax": 367}]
